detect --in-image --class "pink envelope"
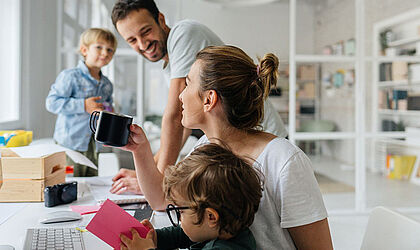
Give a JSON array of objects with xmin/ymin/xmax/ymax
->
[
  {"xmin": 70, "ymin": 205, "xmax": 102, "ymax": 215},
  {"xmin": 86, "ymin": 199, "xmax": 151, "ymax": 249}
]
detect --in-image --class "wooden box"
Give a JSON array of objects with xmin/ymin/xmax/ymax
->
[{"xmin": 0, "ymin": 149, "xmax": 66, "ymax": 202}]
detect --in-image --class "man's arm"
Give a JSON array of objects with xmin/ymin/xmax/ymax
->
[
  {"xmin": 287, "ymin": 218, "xmax": 333, "ymax": 250},
  {"xmin": 156, "ymin": 77, "xmax": 186, "ymax": 173},
  {"xmin": 154, "ymin": 126, "xmax": 191, "ymax": 172}
]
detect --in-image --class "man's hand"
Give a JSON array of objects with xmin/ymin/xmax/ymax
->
[
  {"xmin": 84, "ymin": 96, "xmax": 104, "ymax": 114},
  {"xmin": 111, "ymin": 169, "xmax": 142, "ymax": 194}
]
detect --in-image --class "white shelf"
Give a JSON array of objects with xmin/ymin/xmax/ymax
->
[
  {"xmin": 366, "ymin": 131, "xmax": 408, "ymax": 138},
  {"xmin": 378, "ymin": 109, "xmax": 420, "ymax": 116},
  {"xmin": 376, "ymin": 56, "xmax": 420, "ymax": 62},
  {"xmin": 379, "ymin": 138, "xmax": 420, "ymax": 148},
  {"xmin": 294, "ymin": 132, "xmax": 355, "ymax": 140},
  {"xmin": 388, "ymin": 36, "xmax": 420, "ymax": 47},
  {"xmin": 295, "ymin": 55, "xmax": 356, "ymax": 63},
  {"xmin": 378, "ymin": 80, "xmax": 420, "ymax": 88}
]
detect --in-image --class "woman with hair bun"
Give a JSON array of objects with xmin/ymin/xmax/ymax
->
[{"xmin": 120, "ymin": 45, "xmax": 333, "ymax": 249}]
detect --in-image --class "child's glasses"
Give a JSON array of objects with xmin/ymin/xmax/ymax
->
[{"xmin": 166, "ymin": 204, "xmax": 190, "ymax": 227}]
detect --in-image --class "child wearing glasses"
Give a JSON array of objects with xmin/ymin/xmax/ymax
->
[{"xmin": 119, "ymin": 143, "xmax": 264, "ymax": 250}]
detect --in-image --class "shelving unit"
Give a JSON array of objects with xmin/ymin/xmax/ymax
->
[
  {"xmin": 371, "ymin": 7, "xmax": 420, "ymax": 189},
  {"xmin": 289, "ymin": 0, "xmax": 366, "ymax": 212}
]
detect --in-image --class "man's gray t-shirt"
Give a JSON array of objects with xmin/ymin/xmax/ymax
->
[
  {"xmin": 163, "ymin": 19, "xmax": 288, "ymax": 137},
  {"xmin": 164, "ymin": 19, "xmax": 223, "ymax": 81}
]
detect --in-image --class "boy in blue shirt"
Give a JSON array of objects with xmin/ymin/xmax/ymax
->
[
  {"xmin": 120, "ymin": 143, "xmax": 264, "ymax": 250},
  {"xmin": 46, "ymin": 28, "xmax": 117, "ymax": 176}
]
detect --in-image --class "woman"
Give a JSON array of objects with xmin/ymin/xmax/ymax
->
[{"xmin": 121, "ymin": 45, "xmax": 332, "ymax": 249}]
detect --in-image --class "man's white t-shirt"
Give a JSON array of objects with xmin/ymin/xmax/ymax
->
[
  {"xmin": 163, "ymin": 19, "xmax": 288, "ymax": 137},
  {"xmin": 193, "ymin": 136, "xmax": 328, "ymax": 249}
]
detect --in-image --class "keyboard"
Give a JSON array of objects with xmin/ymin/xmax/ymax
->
[{"xmin": 23, "ymin": 228, "xmax": 85, "ymax": 250}]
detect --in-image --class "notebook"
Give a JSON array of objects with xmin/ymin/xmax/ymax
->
[
  {"xmin": 86, "ymin": 176, "xmax": 147, "ymax": 205},
  {"xmin": 86, "ymin": 199, "xmax": 150, "ymax": 249}
]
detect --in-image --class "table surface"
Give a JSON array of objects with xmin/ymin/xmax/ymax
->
[{"xmin": 0, "ymin": 178, "xmax": 172, "ymax": 249}]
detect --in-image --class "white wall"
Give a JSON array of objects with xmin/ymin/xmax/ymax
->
[
  {"xmin": 20, "ymin": 0, "xmax": 58, "ymax": 139},
  {"xmin": 313, "ymin": 0, "xmax": 420, "ymax": 166},
  {"xmin": 144, "ymin": 0, "xmax": 315, "ymax": 116},
  {"xmin": 176, "ymin": 0, "xmax": 315, "ymax": 61}
]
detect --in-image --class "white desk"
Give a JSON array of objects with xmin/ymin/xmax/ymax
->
[{"xmin": 0, "ymin": 178, "xmax": 171, "ymax": 249}]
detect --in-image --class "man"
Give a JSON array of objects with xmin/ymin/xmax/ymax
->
[{"xmin": 110, "ymin": 0, "xmax": 287, "ymax": 194}]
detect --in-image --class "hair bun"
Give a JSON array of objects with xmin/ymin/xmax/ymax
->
[{"xmin": 258, "ymin": 53, "xmax": 279, "ymax": 98}]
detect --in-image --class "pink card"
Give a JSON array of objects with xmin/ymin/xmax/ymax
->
[
  {"xmin": 86, "ymin": 199, "xmax": 151, "ymax": 249},
  {"xmin": 70, "ymin": 205, "xmax": 102, "ymax": 215}
]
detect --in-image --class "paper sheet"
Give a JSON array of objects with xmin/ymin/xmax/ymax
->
[
  {"xmin": 8, "ymin": 144, "xmax": 97, "ymax": 170},
  {"xmin": 70, "ymin": 205, "xmax": 102, "ymax": 215},
  {"xmin": 86, "ymin": 199, "xmax": 150, "ymax": 249},
  {"xmin": 88, "ymin": 183, "xmax": 146, "ymax": 204}
]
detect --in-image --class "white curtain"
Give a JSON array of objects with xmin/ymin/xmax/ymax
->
[{"xmin": 0, "ymin": 0, "xmax": 19, "ymax": 123}]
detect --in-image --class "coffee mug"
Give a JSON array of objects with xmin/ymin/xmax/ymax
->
[{"xmin": 89, "ymin": 111, "xmax": 133, "ymax": 147}]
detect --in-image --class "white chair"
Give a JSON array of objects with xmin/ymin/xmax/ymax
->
[{"xmin": 360, "ymin": 206, "xmax": 420, "ymax": 250}]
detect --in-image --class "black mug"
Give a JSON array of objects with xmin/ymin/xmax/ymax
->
[{"xmin": 89, "ymin": 111, "xmax": 133, "ymax": 147}]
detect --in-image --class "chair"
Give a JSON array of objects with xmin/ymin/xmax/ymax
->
[{"xmin": 360, "ymin": 206, "xmax": 420, "ymax": 250}]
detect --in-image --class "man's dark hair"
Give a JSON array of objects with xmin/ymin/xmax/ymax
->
[{"xmin": 111, "ymin": 0, "xmax": 160, "ymax": 28}]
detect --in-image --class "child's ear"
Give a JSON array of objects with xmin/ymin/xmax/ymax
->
[
  {"xmin": 205, "ymin": 208, "xmax": 219, "ymax": 228},
  {"xmin": 80, "ymin": 45, "xmax": 88, "ymax": 57},
  {"xmin": 203, "ymin": 90, "xmax": 218, "ymax": 112}
]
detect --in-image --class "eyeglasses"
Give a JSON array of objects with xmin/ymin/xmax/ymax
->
[{"xmin": 166, "ymin": 204, "xmax": 190, "ymax": 227}]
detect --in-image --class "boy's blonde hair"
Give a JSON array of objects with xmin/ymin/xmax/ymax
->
[
  {"xmin": 163, "ymin": 143, "xmax": 264, "ymax": 236},
  {"xmin": 79, "ymin": 28, "xmax": 118, "ymax": 55}
]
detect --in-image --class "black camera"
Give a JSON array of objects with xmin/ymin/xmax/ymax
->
[{"xmin": 44, "ymin": 181, "xmax": 78, "ymax": 207}]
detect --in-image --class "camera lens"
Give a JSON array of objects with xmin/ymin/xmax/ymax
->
[{"xmin": 61, "ymin": 184, "xmax": 77, "ymax": 203}]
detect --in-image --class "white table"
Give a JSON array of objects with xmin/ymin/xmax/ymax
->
[{"xmin": 0, "ymin": 178, "xmax": 171, "ymax": 249}]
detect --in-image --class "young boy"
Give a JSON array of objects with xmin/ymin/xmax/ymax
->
[
  {"xmin": 46, "ymin": 28, "xmax": 117, "ymax": 177},
  {"xmin": 119, "ymin": 143, "xmax": 264, "ymax": 250}
]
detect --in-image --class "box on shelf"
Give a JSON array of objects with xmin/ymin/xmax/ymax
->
[
  {"xmin": 409, "ymin": 63, "xmax": 420, "ymax": 81},
  {"xmin": 298, "ymin": 65, "xmax": 316, "ymax": 80},
  {"xmin": 391, "ymin": 61, "xmax": 408, "ymax": 81},
  {"xmin": 0, "ymin": 149, "xmax": 66, "ymax": 202},
  {"xmin": 386, "ymin": 154, "xmax": 417, "ymax": 180},
  {"xmin": 407, "ymin": 95, "xmax": 420, "ymax": 110},
  {"xmin": 0, "ymin": 130, "xmax": 33, "ymax": 147}
]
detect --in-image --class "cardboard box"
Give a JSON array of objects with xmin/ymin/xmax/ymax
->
[
  {"xmin": 0, "ymin": 149, "xmax": 66, "ymax": 202},
  {"xmin": 298, "ymin": 65, "xmax": 316, "ymax": 80}
]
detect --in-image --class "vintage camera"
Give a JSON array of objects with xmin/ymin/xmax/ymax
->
[{"xmin": 44, "ymin": 181, "xmax": 78, "ymax": 207}]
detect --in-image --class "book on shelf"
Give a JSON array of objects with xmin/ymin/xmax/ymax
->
[
  {"xmin": 380, "ymin": 63, "xmax": 393, "ymax": 81},
  {"xmin": 386, "ymin": 155, "xmax": 417, "ymax": 180}
]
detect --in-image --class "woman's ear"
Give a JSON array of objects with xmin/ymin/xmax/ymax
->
[
  {"xmin": 205, "ymin": 208, "xmax": 219, "ymax": 228},
  {"xmin": 203, "ymin": 90, "xmax": 218, "ymax": 112}
]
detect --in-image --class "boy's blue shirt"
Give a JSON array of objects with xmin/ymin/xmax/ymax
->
[{"xmin": 46, "ymin": 60, "xmax": 113, "ymax": 151}]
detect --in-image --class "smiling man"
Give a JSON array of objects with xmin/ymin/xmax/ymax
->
[{"xmin": 110, "ymin": 0, "xmax": 287, "ymax": 194}]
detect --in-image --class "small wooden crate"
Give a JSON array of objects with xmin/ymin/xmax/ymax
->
[{"xmin": 0, "ymin": 149, "xmax": 66, "ymax": 202}]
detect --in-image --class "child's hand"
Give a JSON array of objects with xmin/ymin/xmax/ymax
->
[
  {"xmin": 120, "ymin": 226, "xmax": 156, "ymax": 250},
  {"xmin": 85, "ymin": 96, "xmax": 104, "ymax": 114},
  {"xmin": 140, "ymin": 219, "xmax": 157, "ymax": 245}
]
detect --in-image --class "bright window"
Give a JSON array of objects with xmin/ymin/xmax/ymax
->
[{"xmin": 0, "ymin": 0, "xmax": 20, "ymax": 124}]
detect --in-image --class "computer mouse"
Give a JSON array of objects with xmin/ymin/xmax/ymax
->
[{"xmin": 39, "ymin": 211, "xmax": 82, "ymax": 224}]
